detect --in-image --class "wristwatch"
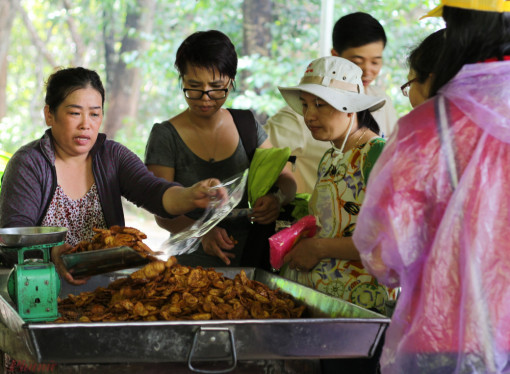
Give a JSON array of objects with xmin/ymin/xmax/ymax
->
[{"xmin": 270, "ymin": 186, "xmax": 285, "ymax": 206}]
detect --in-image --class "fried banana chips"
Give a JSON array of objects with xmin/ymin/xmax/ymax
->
[
  {"xmin": 66, "ymin": 226, "xmax": 157, "ymax": 258},
  {"xmin": 57, "ymin": 258, "xmax": 306, "ymax": 322}
]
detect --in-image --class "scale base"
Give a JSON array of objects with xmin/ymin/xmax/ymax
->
[
  {"xmin": 0, "ymin": 229, "xmax": 66, "ymax": 322},
  {"xmin": 8, "ymin": 262, "xmax": 61, "ymax": 322}
]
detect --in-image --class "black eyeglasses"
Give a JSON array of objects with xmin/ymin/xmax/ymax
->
[
  {"xmin": 401, "ymin": 78, "xmax": 418, "ymax": 97},
  {"xmin": 183, "ymin": 88, "xmax": 229, "ymax": 100}
]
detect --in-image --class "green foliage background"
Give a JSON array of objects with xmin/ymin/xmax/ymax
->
[{"xmin": 1, "ymin": 0, "xmax": 443, "ymax": 158}]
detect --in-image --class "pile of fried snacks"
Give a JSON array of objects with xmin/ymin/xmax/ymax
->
[
  {"xmin": 56, "ymin": 257, "xmax": 306, "ymax": 322},
  {"xmin": 66, "ymin": 226, "xmax": 157, "ymax": 258}
]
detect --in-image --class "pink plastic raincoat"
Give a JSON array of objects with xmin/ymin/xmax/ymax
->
[{"xmin": 353, "ymin": 61, "xmax": 510, "ymax": 374}]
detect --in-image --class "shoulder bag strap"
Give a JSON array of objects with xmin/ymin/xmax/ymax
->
[{"xmin": 229, "ymin": 109, "xmax": 258, "ymax": 161}]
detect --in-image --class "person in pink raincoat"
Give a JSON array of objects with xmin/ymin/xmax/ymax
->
[{"xmin": 353, "ymin": 1, "xmax": 510, "ymax": 373}]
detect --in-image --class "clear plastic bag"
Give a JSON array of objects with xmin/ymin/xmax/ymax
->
[{"xmin": 157, "ymin": 169, "xmax": 248, "ymax": 260}]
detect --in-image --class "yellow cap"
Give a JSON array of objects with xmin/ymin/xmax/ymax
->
[{"xmin": 421, "ymin": 0, "xmax": 510, "ymax": 19}]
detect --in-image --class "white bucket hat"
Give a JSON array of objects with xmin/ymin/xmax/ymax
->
[{"xmin": 278, "ymin": 56, "xmax": 385, "ymax": 116}]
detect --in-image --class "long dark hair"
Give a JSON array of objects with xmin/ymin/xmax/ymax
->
[
  {"xmin": 358, "ymin": 109, "xmax": 380, "ymax": 134},
  {"xmin": 429, "ymin": 6, "xmax": 510, "ymax": 96}
]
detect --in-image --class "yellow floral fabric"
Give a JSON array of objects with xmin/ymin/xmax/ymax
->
[{"xmin": 281, "ymin": 137, "xmax": 395, "ymax": 314}]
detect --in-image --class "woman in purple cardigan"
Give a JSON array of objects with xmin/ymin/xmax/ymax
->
[{"xmin": 0, "ymin": 67, "xmax": 221, "ymax": 284}]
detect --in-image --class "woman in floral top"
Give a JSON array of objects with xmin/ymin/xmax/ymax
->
[
  {"xmin": 277, "ymin": 56, "xmax": 395, "ymax": 313},
  {"xmin": 278, "ymin": 55, "xmax": 394, "ymax": 374}
]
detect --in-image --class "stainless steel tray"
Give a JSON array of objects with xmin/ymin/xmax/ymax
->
[
  {"xmin": 61, "ymin": 246, "xmax": 151, "ymax": 277},
  {"xmin": 0, "ymin": 267, "xmax": 389, "ymax": 365}
]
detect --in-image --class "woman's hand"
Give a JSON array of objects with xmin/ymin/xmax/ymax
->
[
  {"xmin": 51, "ymin": 244, "xmax": 90, "ymax": 285},
  {"xmin": 164, "ymin": 178, "xmax": 226, "ymax": 215},
  {"xmin": 250, "ymin": 194, "xmax": 282, "ymax": 224},
  {"xmin": 201, "ymin": 227, "xmax": 236, "ymax": 265},
  {"xmin": 282, "ymin": 237, "xmax": 322, "ymax": 272},
  {"xmin": 188, "ymin": 178, "xmax": 226, "ymax": 209}
]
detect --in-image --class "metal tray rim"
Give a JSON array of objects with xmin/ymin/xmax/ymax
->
[{"xmin": 26, "ymin": 316, "xmax": 390, "ymax": 330}]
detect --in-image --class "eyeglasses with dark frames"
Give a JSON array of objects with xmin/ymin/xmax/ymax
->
[
  {"xmin": 182, "ymin": 80, "xmax": 231, "ymax": 100},
  {"xmin": 401, "ymin": 78, "xmax": 418, "ymax": 97}
]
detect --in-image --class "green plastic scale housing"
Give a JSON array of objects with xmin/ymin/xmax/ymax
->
[{"xmin": 7, "ymin": 242, "xmax": 62, "ymax": 322}]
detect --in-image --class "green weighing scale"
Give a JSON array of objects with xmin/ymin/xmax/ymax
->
[{"xmin": 0, "ymin": 227, "xmax": 67, "ymax": 322}]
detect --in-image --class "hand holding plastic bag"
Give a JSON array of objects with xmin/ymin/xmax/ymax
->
[
  {"xmin": 269, "ymin": 215, "xmax": 317, "ymax": 270},
  {"xmin": 157, "ymin": 170, "xmax": 248, "ymax": 260}
]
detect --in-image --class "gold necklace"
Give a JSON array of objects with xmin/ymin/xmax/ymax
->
[{"xmin": 353, "ymin": 128, "xmax": 368, "ymax": 149}]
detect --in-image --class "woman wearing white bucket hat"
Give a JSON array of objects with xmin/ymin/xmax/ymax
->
[
  {"xmin": 278, "ymin": 56, "xmax": 394, "ymax": 373},
  {"xmin": 277, "ymin": 56, "xmax": 395, "ymax": 309},
  {"xmin": 353, "ymin": 1, "xmax": 510, "ymax": 373}
]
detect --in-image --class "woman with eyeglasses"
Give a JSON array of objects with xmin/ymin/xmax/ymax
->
[
  {"xmin": 145, "ymin": 30, "xmax": 296, "ymax": 268},
  {"xmin": 401, "ymin": 29, "xmax": 446, "ymax": 108},
  {"xmin": 353, "ymin": 1, "xmax": 510, "ymax": 373}
]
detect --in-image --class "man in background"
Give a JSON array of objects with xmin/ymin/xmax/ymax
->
[{"xmin": 265, "ymin": 12, "xmax": 398, "ymax": 194}]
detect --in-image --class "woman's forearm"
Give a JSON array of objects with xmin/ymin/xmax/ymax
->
[
  {"xmin": 315, "ymin": 237, "xmax": 361, "ymax": 261},
  {"xmin": 285, "ymin": 236, "xmax": 360, "ymax": 271},
  {"xmin": 155, "ymin": 214, "xmax": 195, "ymax": 234}
]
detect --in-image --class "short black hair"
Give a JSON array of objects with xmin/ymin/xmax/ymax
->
[
  {"xmin": 45, "ymin": 67, "xmax": 105, "ymax": 113},
  {"xmin": 332, "ymin": 12, "xmax": 387, "ymax": 54},
  {"xmin": 408, "ymin": 29, "xmax": 445, "ymax": 83},
  {"xmin": 175, "ymin": 30, "xmax": 237, "ymax": 80}
]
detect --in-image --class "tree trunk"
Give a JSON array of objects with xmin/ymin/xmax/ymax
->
[
  {"xmin": 242, "ymin": 0, "xmax": 273, "ymax": 124},
  {"xmin": 103, "ymin": 0, "xmax": 156, "ymax": 138},
  {"xmin": 242, "ymin": 0, "xmax": 272, "ymax": 57},
  {"xmin": 0, "ymin": 0, "xmax": 14, "ymax": 120}
]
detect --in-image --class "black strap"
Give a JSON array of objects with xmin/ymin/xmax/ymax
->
[
  {"xmin": 228, "ymin": 109, "xmax": 258, "ymax": 161},
  {"xmin": 228, "ymin": 109, "xmax": 273, "ymax": 270}
]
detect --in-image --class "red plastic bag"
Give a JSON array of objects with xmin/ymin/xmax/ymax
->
[{"xmin": 269, "ymin": 215, "xmax": 317, "ymax": 270}]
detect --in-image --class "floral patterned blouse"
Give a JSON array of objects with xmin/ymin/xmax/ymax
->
[
  {"xmin": 41, "ymin": 184, "xmax": 107, "ymax": 246},
  {"xmin": 281, "ymin": 137, "xmax": 395, "ymax": 314}
]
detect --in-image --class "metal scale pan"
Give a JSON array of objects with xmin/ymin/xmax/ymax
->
[
  {"xmin": 0, "ymin": 226, "xmax": 67, "ymax": 268},
  {"xmin": 0, "ymin": 226, "xmax": 68, "ymax": 247}
]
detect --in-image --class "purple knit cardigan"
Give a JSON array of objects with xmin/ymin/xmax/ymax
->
[{"xmin": 0, "ymin": 129, "xmax": 179, "ymax": 229}]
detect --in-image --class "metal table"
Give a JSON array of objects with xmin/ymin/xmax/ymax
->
[{"xmin": 0, "ymin": 267, "xmax": 389, "ymax": 373}]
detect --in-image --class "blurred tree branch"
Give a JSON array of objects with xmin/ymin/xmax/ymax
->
[
  {"xmin": 11, "ymin": 1, "xmax": 58, "ymax": 68},
  {"xmin": 0, "ymin": 0, "xmax": 15, "ymax": 120},
  {"xmin": 63, "ymin": 0, "xmax": 86, "ymax": 66}
]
